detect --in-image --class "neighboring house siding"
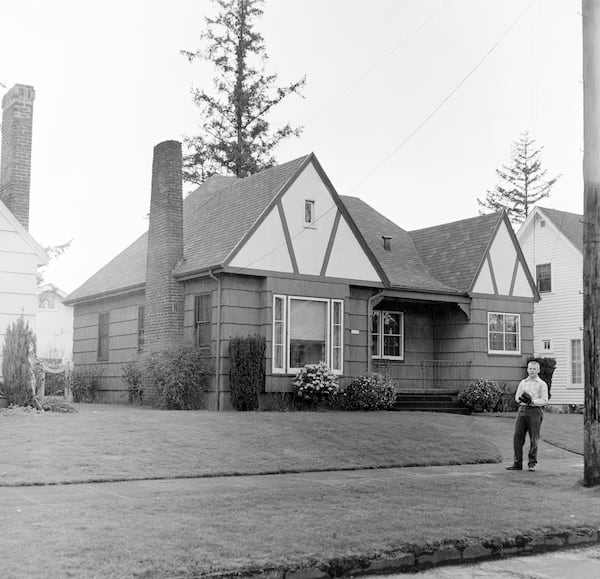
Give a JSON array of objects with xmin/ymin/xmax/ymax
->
[
  {"xmin": 36, "ymin": 289, "xmax": 74, "ymax": 362},
  {"xmin": 520, "ymin": 214, "xmax": 583, "ymax": 405},
  {"xmin": 72, "ymin": 292, "xmax": 144, "ymax": 402},
  {"xmin": 0, "ymin": 244, "xmax": 42, "ymax": 380}
]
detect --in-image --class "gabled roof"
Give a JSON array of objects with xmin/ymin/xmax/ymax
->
[
  {"xmin": 536, "ymin": 206, "xmax": 583, "ymax": 253},
  {"xmin": 341, "ymin": 196, "xmax": 461, "ymax": 295},
  {"xmin": 409, "ymin": 212, "xmax": 503, "ymax": 292},
  {"xmin": 0, "ymin": 199, "xmax": 48, "ymax": 265}
]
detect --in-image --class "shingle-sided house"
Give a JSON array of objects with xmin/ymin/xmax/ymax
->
[
  {"xmin": 517, "ymin": 206, "xmax": 584, "ymax": 405},
  {"xmin": 64, "ymin": 141, "xmax": 538, "ymax": 408}
]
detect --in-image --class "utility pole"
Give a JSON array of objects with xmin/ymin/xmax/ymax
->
[{"xmin": 583, "ymin": 0, "xmax": 600, "ymax": 487}]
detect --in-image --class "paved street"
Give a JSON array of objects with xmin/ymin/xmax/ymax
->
[{"xmin": 383, "ymin": 544, "xmax": 600, "ymax": 578}]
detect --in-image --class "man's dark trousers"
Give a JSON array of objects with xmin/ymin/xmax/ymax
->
[{"xmin": 513, "ymin": 406, "xmax": 544, "ymax": 468}]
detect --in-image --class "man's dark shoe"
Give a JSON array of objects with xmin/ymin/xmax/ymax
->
[{"xmin": 506, "ymin": 464, "xmax": 522, "ymax": 470}]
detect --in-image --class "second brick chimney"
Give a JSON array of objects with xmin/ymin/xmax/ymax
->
[
  {"xmin": 143, "ymin": 140, "xmax": 184, "ymax": 353},
  {"xmin": 0, "ymin": 84, "xmax": 35, "ymax": 230}
]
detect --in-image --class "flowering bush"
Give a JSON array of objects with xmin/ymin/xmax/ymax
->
[
  {"xmin": 458, "ymin": 378, "xmax": 502, "ymax": 413},
  {"xmin": 341, "ymin": 374, "xmax": 395, "ymax": 410},
  {"xmin": 292, "ymin": 362, "xmax": 339, "ymax": 407}
]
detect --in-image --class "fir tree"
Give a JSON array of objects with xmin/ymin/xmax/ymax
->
[
  {"xmin": 2, "ymin": 316, "xmax": 36, "ymax": 406},
  {"xmin": 478, "ymin": 131, "xmax": 561, "ymax": 226},
  {"xmin": 181, "ymin": 0, "xmax": 305, "ymax": 183}
]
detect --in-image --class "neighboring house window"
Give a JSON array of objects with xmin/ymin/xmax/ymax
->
[
  {"xmin": 536, "ymin": 263, "xmax": 551, "ymax": 293},
  {"xmin": 97, "ymin": 312, "xmax": 110, "ymax": 362},
  {"xmin": 38, "ymin": 292, "xmax": 56, "ymax": 309},
  {"xmin": 272, "ymin": 295, "xmax": 343, "ymax": 374},
  {"xmin": 304, "ymin": 200, "xmax": 315, "ymax": 227},
  {"xmin": 571, "ymin": 339, "xmax": 583, "ymax": 385},
  {"xmin": 542, "ymin": 339, "xmax": 552, "ymax": 351},
  {"xmin": 137, "ymin": 305, "xmax": 145, "ymax": 352},
  {"xmin": 488, "ymin": 312, "xmax": 521, "ymax": 354},
  {"xmin": 371, "ymin": 311, "xmax": 404, "ymax": 360},
  {"xmin": 194, "ymin": 294, "xmax": 212, "ymax": 349}
]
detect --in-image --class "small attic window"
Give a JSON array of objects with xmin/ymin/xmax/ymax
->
[
  {"xmin": 540, "ymin": 219, "xmax": 546, "ymax": 228},
  {"xmin": 304, "ymin": 200, "xmax": 315, "ymax": 227},
  {"xmin": 382, "ymin": 235, "xmax": 392, "ymax": 251}
]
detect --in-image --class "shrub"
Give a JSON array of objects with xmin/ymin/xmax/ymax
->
[
  {"xmin": 229, "ymin": 335, "xmax": 265, "ymax": 411},
  {"xmin": 341, "ymin": 374, "xmax": 395, "ymax": 410},
  {"xmin": 142, "ymin": 344, "xmax": 211, "ymax": 410},
  {"xmin": 122, "ymin": 360, "xmax": 144, "ymax": 404},
  {"xmin": 494, "ymin": 381, "xmax": 520, "ymax": 412},
  {"xmin": 458, "ymin": 378, "xmax": 502, "ymax": 413},
  {"xmin": 292, "ymin": 362, "xmax": 339, "ymax": 407},
  {"xmin": 527, "ymin": 356, "xmax": 556, "ymax": 399},
  {"xmin": 71, "ymin": 366, "xmax": 103, "ymax": 402},
  {"xmin": 40, "ymin": 396, "xmax": 77, "ymax": 413},
  {"xmin": 2, "ymin": 317, "xmax": 36, "ymax": 406}
]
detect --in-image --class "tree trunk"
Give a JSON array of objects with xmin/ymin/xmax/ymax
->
[{"xmin": 583, "ymin": 0, "xmax": 600, "ymax": 487}]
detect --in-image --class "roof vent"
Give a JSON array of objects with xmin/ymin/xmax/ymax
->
[{"xmin": 382, "ymin": 235, "xmax": 392, "ymax": 251}]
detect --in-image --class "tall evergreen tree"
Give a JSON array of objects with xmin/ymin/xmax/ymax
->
[
  {"xmin": 182, "ymin": 0, "xmax": 305, "ymax": 183},
  {"xmin": 2, "ymin": 316, "xmax": 36, "ymax": 406},
  {"xmin": 478, "ymin": 131, "xmax": 561, "ymax": 226}
]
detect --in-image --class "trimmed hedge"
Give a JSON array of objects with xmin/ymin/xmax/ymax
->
[
  {"xmin": 229, "ymin": 335, "xmax": 265, "ymax": 411},
  {"xmin": 458, "ymin": 378, "xmax": 502, "ymax": 413},
  {"xmin": 341, "ymin": 374, "xmax": 395, "ymax": 410}
]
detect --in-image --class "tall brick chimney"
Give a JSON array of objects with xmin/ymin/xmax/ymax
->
[
  {"xmin": 144, "ymin": 140, "xmax": 184, "ymax": 355},
  {"xmin": 0, "ymin": 84, "xmax": 35, "ymax": 230}
]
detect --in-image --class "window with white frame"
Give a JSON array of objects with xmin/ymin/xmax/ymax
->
[
  {"xmin": 371, "ymin": 310, "xmax": 404, "ymax": 359},
  {"xmin": 304, "ymin": 199, "xmax": 315, "ymax": 227},
  {"xmin": 272, "ymin": 295, "xmax": 343, "ymax": 374},
  {"xmin": 488, "ymin": 312, "xmax": 521, "ymax": 354},
  {"xmin": 571, "ymin": 339, "xmax": 583, "ymax": 385},
  {"xmin": 536, "ymin": 263, "xmax": 552, "ymax": 293},
  {"xmin": 542, "ymin": 339, "xmax": 552, "ymax": 352}
]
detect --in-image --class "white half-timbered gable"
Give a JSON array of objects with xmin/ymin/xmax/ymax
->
[
  {"xmin": 472, "ymin": 215, "xmax": 534, "ymax": 298},
  {"xmin": 228, "ymin": 159, "xmax": 381, "ymax": 283},
  {"xmin": 518, "ymin": 206, "xmax": 584, "ymax": 405}
]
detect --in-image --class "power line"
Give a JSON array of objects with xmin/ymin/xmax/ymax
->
[
  {"xmin": 348, "ymin": 0, "xmax": 536, "ymax": 195},
  {"xmin": 305, "ymin": 0, "xmax": 454, "ymax": 125}
]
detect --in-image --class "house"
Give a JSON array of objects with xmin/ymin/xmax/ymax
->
[
  {"xmin": 64, "ymin": 141, "xmax": 538, "ymax": 408},
  {"xmin": 36, "ymin": 284, "xmax": 74, "ymax": 363},
  {"xmin": 517, "ymin": 206, "xmax": 584, "ymax": 405},
  {"xmin": 0, "ymin": 84, "xmax": 49, "ymax": 379}
]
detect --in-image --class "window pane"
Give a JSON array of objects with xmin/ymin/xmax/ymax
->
[
  {"xmin": 504, "ymin": 315, "xmax": 518, "ymax": 332},
  {"xmin": 273, "ymin": 297, "xmax": 285, "ymax": 371},
  {"xmin": 489, "ymin": 332, "xmax": 504, "ymax": 351},
  {"xmin": 290, "ymin": 299, "xmax": 326, "ymax": 367},
  {"xmin": 371, "ymin": 312, "xmax": 380, "ymax": 357},
  {"xmin": 489, "ymin": 314, "xmax": 504, "ymax": 332},
  {"xmin": 383, "ymin": 336, "xmax": 400, "ymax": 357},
  {"xmin": 572, "ymin": 339, "xmax": 583, "ymax": 384},
  {"xmin": 505, "ymin": 334, "xmax": 518, "ymax": 351}
]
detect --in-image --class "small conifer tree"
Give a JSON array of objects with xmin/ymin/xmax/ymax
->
[{"xmin": 2, "ymin": 317, "xmax": 36, "ymax": 406}]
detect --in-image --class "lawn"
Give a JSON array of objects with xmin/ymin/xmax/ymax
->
[
  {"xmin": 0, "ymin": 405, "xmax": 592, "ymax": 578},
  {"xmin": 0, "ymin": 404, "xmax": 505, "ymax": 486}
]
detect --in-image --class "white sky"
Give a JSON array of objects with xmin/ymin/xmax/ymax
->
[{"xmin": 0, "ymin": 0, "xmax": 583, "ymax": 294}]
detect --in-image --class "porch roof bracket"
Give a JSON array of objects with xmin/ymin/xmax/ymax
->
[{"xmin": 457, "ymin": 302, "xmax": 470, "ymax": 320}]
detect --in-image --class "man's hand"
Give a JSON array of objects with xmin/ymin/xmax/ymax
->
[{"xmin": 519, "ymin": 391, "xmax": 532, "ymax": 405}]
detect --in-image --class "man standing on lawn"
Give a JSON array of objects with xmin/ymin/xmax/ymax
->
[{"xmin": 506, "ymin": 360, "xmax": 549, "ymax": 472}]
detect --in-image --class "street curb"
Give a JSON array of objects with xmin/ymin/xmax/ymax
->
[{"xmin": 203, "ymin": 525, "xmax": 600, "ymax": 578}]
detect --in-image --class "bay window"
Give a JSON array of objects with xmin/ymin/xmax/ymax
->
[{"xmin": 272, "ymin": 295, "xmax": 343, "ymax": 374}]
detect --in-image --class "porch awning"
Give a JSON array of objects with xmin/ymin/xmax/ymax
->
[{"xmin": 371, "ymin": 289, "xmax": 471, "ymax": 319}]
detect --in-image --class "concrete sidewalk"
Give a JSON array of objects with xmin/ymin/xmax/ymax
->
[{"xmin": 1, "ymin": 439, "xmax": 595, "ymax": 578}]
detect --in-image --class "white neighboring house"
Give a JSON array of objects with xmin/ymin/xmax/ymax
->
[
  {"xmin": 36, "ymin": 283, "xmax": 73, "ymax": 363},
  {"xmin": 0, "ymin": 199, "xmax": 48, "ymax": 379},
  {"xmin": 517, "ymin": 206, "xmax": 583, "ymax": 405}
]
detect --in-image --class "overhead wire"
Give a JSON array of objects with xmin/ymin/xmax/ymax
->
[{"xmin": 348, "ymin": 0, "xmax": 537, "ymax": 195}]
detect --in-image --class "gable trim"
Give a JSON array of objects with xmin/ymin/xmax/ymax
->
[
  {"xmin": 277, "ymin": 201, "xmax": 299, "ymax": 274},
  {"xmin": 509, "ymin": 255, "xmax": 519, "ymax": 296},
  {"xmin": 0, "ymin": 199, "xmax": 48, "ymax": 264},
  {"xmin": 486, "ymin": 253, "xmax": 499, "ymax": 295},
  {"xmin": 320, "ymin": 209, "xmax": 342, "ymax": 277}
]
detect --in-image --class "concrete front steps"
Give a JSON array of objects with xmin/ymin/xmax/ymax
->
[{"xmin": 392, "ymin": 389, "xmax": 470, "ymax": 414}]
